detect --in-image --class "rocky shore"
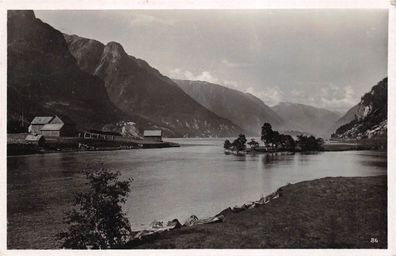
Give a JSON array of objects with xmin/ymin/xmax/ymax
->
[{"xmin": 127, "ymin": 175, "xmax": 387, "ymax": 249}]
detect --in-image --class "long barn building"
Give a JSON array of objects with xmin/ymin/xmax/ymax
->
[{"xmin": 28, "ymin": 115, "xmax": 75, "ymax": 137}]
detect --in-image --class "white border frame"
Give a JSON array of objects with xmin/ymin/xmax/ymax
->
[{"xmin": 0, "ymin": 0, "xmax": 394, "ymax": 255}]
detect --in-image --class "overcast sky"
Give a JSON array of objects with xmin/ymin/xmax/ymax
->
[{"xmin": 35, "ymin": 9, "xmax": 388, "ymax": 112}]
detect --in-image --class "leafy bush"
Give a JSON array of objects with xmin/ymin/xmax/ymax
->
[
  {"xmin": 297, "ymin": 135, "xmax": 324, "ymax": 151},
  {"xmin": 58, "ymin": 168, "xmax": 133, "ymax": 249},
  {"xmin": 224, "ymin": 139, "xmax": 232, "ymax": 149},
  {"xmin": 232, "ymin": 134, "xmax": 247, "ymax": 151}
]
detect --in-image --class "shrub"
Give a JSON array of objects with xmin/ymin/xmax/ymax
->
[
  {"xmin": 58, "ymin": 168, "xmax": 133, "ymax": 249},
  {"xmin": 297, "ymin": 135, "xmax": 324, "ymax": 151}
]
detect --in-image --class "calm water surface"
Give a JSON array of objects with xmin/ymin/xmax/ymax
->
[{"xmin": 8, "ymin": 138, "xmax": 387, "ymax": 246}]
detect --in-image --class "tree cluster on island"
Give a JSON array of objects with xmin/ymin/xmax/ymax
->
[
  {"xmin": 261, "ymin": 123, "xmax": 296, "ymax": 151},
  {"xmin": 224, "ymin": 123, "xmax": 324, "ymax": 152},
  {"xmin": 224, "ymin": 134, "xmax": 247, "ymax": 152}
]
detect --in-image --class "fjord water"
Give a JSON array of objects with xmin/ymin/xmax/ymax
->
[{"xmin": 7, "ymin": 138, "xmax": 386, "ymax": 248}]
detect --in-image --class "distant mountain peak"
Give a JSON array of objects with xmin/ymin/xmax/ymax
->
[
  {"xmin": 174, "ymin": 79, "xmax": 284, "ymax": 136},
  {"xmin": 272, "ymin": 102, "xmax": 341, "ymax": 138},
  {"xmin": 105, "ymin": 41, "xmax": 126, "ymax": 53}
]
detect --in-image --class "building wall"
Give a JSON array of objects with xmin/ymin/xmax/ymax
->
[
  {"xmin": 144, "ymin": 136, "xmax": 162, "ymax": 142},
  {"xmin": 41, "ymin": 130, "xmax": 61, "ymax": 137},
  {"xmin": 29, "ymin": 124, "xmax": 44, "ymax": 134}
]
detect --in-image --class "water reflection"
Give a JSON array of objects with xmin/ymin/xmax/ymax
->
[
  {"xmin": 8, "ymin": 141, "xmax": 387, "ymax": 248},
  {"xmin": 261, "ymin": 152, "xmax": 295, "ymax": 167},
  {"xmin": 297, "ymin": 152, "xmax": 323, "ymax": 164},
  {"xmin": 359, "ymin": 160, "xmax": 387, "ymax": 168},
  {"xmin": 232, "ymin": 155, "xmax": 248, "ymax": 161}
]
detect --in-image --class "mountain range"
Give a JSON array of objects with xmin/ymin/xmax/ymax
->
[
  {"xmin": 7, "ymin": 10, "xmax": 242, "ymax": 137},
  {"xmin": 174, "ymin": 79, "xmax": 283, "ymax": 136},
  {"xmin": 8, "ymin": 10, "xmax": 136, "ymax": 132},
  {"xmin": 272, "ymin": 102, "xmax": 342, "ymax": 138},
  {"xmin": 8, "ymin": 10, "xmax": 387, "ymax": 141},
  {"xmin": 64, "ymin": 34, "xmax": 242, "ymax": 137}
]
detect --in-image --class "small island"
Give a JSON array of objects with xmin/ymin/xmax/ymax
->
[{"xmin": 224, "ymin": 123, "xmax": 323, "ymax": 155}]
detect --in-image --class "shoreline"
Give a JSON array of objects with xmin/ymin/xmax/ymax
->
[
  {"xmin": 128, "ymin": 187, "xmax": 283, "ymax": 244},
  {"xmin": 126, "ymin": 175, "xmax": 387, "ymax": 249},
  {"xmin": 322, "ymin": 142, "xmax": 385, "ymax": 152},
  {"xmin": 7, "ymin": 139, "xmax": 180, "ymax": 156},
  {"xmin": 7, "ymin": 147, "xmax": 383, "ymax": 157},
  {"xmin": 7, "ymin": 133, "xmax": 385, "ymax": 156}
]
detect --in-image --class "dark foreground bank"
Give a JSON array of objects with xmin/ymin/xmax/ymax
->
[{"xmin": 128, "ymin": 175, "xmax": 387, "ymax": 249}]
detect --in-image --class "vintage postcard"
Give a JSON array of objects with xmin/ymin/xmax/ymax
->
[{"xmin": 1, "ymin": 0, "xmax": 394, "ymax": 255}]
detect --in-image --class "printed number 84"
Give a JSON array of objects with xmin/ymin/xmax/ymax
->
[{"xmin": 371, "ymin": 238, "xmax": 379, "ymax": 243}]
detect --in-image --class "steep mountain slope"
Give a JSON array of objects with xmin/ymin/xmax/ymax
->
[
  {"xmin": 7, "ymin": 10, "xmax": 150, "ymax": 132},
  {"xmin": 272, "ymin": 102, "xmax": 341, "ymax": 138},
  {"xmin": 64, "ymin": 34, "xmax": 242, "ymax": 137},
  {"xmin": 329, "ymin": 104, "xmax": 360, "ymax": 133},
  {"xmin": 332, "ymin": 78, "xmax": 387, "ymax": 139},
  {"xmin": 174, "ymin": 79, "xmax": 283, "ymax": 136}
]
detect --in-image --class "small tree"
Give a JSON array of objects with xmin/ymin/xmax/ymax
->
[
  {"xmin": 224, "ymin": 139, "xmax": 232, "ymax": 149},
  {"xmin": 278, "ymin": 134, "xmax": 296, "ymax": 151},
  {"xmin": 272, "ymin": 131, "xmax": 281, "ymax": 149},
  {"xmin": 247, "ymin": 138, "xmax": 259, "ymax": 149},
  {"xmin": 58, "ymin": 168, "xmax": 133, "ymax": 249},
  {"xmin": 232, "ymin": 134, "xmax": 247, "ymax": 151},
  {"xmin": 284, "ymin": 135, "xmax": 296, "ymax": 151},
  {"xmin": 261, "ymin": 123, "xmax": 274, "ymax": 147}
]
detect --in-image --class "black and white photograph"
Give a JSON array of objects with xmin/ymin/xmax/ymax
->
[{"xmin": 3, "ymin": 0, "xmax": 395, "ymax": 253}]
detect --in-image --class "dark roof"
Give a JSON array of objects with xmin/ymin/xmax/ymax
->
[{"xmin": 30, "ymin": 116, "xmax": 54, "ymax": 125}]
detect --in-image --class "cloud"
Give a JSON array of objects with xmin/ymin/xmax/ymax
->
[
  {"xmin": 220, "ymin": 59, "xmax": 250, "ymax": 68},
  {"xmin": 223, "ymin": 80, "xmax": 239, "ymax": 89},
  {"xmin": 128, "ymin": 14, "xmax": 176, "ymax": 26},
  {"xmin": 169, "ymin": 68, "xmax": 218, "ymax": 83},
  {"xmin": 245, "ymin": 86, "xmax": 283, "ymax": 106},
  {"xmin": 169, "ymin": 68, "xmax": 239, "ymax": 88},
  {"xmin": 318, "ymin": 85, "xmax": 356, "ymax": 111},
  {"xmin": 169, "ymin": 68, "xmax": 357, "ymax": 111},
  {"xmin": 286, "ymin": 82, "xmax": 357, "ymax": 111}
]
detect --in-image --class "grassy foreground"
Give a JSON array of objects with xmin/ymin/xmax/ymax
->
[{"xmin": 129, "ymin": 176, "xmax": 387, "ymax": 249}]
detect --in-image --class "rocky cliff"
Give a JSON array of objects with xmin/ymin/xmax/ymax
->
[
  {"xmin": 7, "ymin": 10, "xmax": 149, "ymax": 132},
  {"xmin": 331, "ymin": 78, "xmax": 387, "ymax": 140},
  {"xmin": 64, "ymin": 34, "xmax": 242, "ymax": 137}
]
